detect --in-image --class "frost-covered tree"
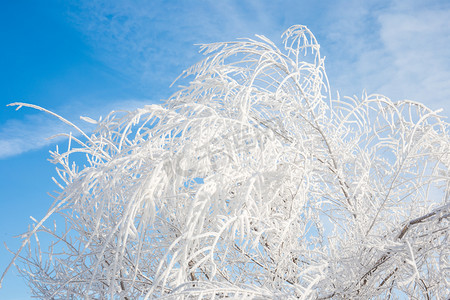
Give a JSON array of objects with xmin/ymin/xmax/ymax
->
[{"xmin": 2, "ymin": 25, "xmax": 450, "ymax": 299}]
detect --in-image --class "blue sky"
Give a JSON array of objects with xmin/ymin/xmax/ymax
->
[{"xmin": 0, "ymin": 0, "xmax": 449, "ymax": 298}]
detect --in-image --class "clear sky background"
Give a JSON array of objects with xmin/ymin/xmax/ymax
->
[{"xmin": 0, "ymin": 0, "xmax": 449, "ymax": 298}]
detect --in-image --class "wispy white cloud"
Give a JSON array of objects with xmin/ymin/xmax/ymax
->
[
  {"xmin": 377, "ymin": 4, "xmax": 450, "ymax": 109},
  {"xmin": 65, "ymin": 0, "xmax": 290, "ymax": 90},
  {"xmin": 320, "ymin": 0, "xmax": 450, "ymax": 110},
  {"xmin": 0, "ymin": 99, "xmax": 152, "ymax": 159},
  {"xmin": 0, "ymin": 111, "xmax": 74, "ymax": 159}
]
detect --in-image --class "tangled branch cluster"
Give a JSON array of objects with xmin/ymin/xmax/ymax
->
[{"xmin": 2, "ymin": 25, "xmax": 449, "ymax": 299}]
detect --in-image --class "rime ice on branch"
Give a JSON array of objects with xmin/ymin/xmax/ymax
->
[{"xmin": 2, "ymin": 25, "xmax": 450, "ymax": 299}]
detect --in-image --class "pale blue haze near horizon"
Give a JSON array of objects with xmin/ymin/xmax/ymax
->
[{"xmin": 1, "ymin": 0, "xmax": 449, "ymax": 298}]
